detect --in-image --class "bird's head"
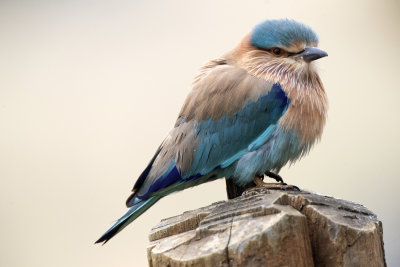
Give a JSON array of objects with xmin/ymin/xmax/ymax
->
[
  {"xmin": 231, "ymin": 19, "xmax": 327, "ymax": 86},
  {"xmin": 250, "ymin": 19, "xmax": 327, "ymax": 63}
]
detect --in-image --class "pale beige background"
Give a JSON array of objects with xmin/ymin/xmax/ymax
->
[{"xmin": 1, "ymin": 0, "xmax": 399, "ymax": 266}]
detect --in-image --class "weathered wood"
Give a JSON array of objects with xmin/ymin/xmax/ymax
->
[{"xmin": 148, "ymin": 188, "xmax": 386, "ymax": 267}]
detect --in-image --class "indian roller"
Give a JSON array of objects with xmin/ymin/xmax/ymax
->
[{"xmin": 96, "ymin": 19, "xmax": 328, "ymax": 244}]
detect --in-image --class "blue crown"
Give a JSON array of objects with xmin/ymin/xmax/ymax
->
[{"xmin": 250, "ymin": 19, "xmax": 319, "ymax": 49}]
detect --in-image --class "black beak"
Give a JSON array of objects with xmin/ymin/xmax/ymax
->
[{"xmin": 294, "ymin": 46, "xmax": 328, "ymax": 62}]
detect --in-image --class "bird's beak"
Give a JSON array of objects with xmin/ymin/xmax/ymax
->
[{"xmin": 294, "ymin": 46, "xmax": 328, "ymax": 62}]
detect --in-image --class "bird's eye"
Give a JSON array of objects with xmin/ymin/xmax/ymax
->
[
  {"xmin": 268, "ymin": 47, "xmax": 289, "ymax": 57},
  {"xmin": 273, "ymin": 48, "xmax": 281, "ymax": 55}
]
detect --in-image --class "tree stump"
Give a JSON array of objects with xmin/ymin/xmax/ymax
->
[{"xmin": 147, "ymin": 188, "xmax": 386, "ymax": 267}]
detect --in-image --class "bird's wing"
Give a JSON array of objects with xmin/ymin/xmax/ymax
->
[{"xmin": 127, "ymin": 59, "xmax": 289, "ymax": 206}]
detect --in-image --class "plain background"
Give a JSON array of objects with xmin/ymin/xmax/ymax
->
[{"xmin": 1, "ymin": 0, "xmax": 399, "ymax": 266}]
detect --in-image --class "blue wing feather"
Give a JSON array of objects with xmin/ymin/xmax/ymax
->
[
  {"xmin": 184, "ymin": 83, "xmax": 289, "ymax": 178},
  {"xmin": 130, "ymin": 83, "xmax": 288, "ymax": 200},
  {"xmin": 140, "ymin": 164, "xmax": 182, "ymax": 198}
]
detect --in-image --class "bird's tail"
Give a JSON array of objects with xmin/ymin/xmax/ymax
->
[{"xmin": 95, "ymin": 195, "xmax": 161, "ymax": 244}]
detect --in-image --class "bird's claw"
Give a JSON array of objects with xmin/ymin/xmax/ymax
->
[
  {"xmin": 282, "ymin": 184, "xmax": 300, "ymax": 191},
  {"xmin": 253, "ymin": 175, "xmax": 300, "ymax": 191},
  {"xmin": 264, "ymin": 171, "xmax": 285, "ymax": 184}
]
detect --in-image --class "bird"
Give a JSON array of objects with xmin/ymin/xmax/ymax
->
[{"xmin": 95, "ymin": 18, "xmax": 328, "ymax": 244}]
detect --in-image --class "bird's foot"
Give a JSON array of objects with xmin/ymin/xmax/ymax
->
[
  {"xmin": 264, "ymin": 171, "xmax": 285, "ymax": 183},
  {"xmin": 253, "ymin": 175, "xmax": 300, "ymax": 191}
]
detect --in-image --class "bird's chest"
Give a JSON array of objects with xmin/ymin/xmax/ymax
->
[
  {"xmin": 262, "ymin": 126, "xmax": 307, "ymax": 167},
  {"xmin": 278, "ymin": 89, "xmax": 327, "ymax": 147},
  {"xmin": 232, "ymin": 126, "xmax": 307, "ymax": 185}
]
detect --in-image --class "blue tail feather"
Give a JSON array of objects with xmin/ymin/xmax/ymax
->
[{"xmin": 95, "ymin": 196, "xmax": 160, "ymax": 244}]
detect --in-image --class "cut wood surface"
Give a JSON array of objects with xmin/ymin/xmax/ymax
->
[{"xmin": 148, "ymin": 187, "xmax": 386, "ymax": 267}]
